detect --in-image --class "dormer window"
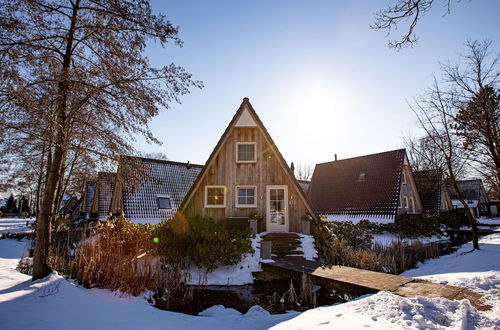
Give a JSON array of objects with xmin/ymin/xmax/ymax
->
[
  {"xmin": 236, "ymin": 142, "xmax": 256, "ymax": 163},
  {"xmin": 358, "ymin": 172, "xmax": 366, "ymax": 181},
  {"xmin": 157, "ymin": 195, "xmax": 171, "ymax": 209}
]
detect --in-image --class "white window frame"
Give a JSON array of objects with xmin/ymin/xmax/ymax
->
[
  {"xmin": 235, "ymin": 185, "xmax": 257, "ymax": 208},
  {"xmin": 205, "ymin": 185, "xmax": 226, "ymax": 208},
  {"xmin": 403, "ymin": 196, "xmax": 409, "ymax": 209},
  {"xmin": 402, "ymin": 171, "xmax": 407, "ymax": 185},
  {"xmin": 409, "ymin": 196, "xmax": 415, "ymax": 213},
  {"xmin": 236, "ymin": 142, "xmax": 257, "ymax": 163}
]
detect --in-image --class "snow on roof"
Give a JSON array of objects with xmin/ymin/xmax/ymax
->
[
  {"xmin": 322, "ymin": 213, "xmax": 396, "ymax": 224},
  {"xmin": 120, "ymin": 157, "xmax": 202, "ymax": 224}
]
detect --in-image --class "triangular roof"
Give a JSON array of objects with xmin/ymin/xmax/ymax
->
[
  {"xmin": 308, "ymin": 149, "xmax": 406, "ymax": 216},
  {"xmin": 448, "ymin": 179, "xmax": 489, "ymax": 203},
  {"xmin": 179, "ymin": 97, "xmax": 319, "ymax": 222},
  {"xmin": 413, "ymin": 169, "xmax": 444, "ymax": 216}
]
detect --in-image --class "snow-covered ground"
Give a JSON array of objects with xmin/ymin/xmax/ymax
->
[
  {"xmin": 188, "ymin": 234, "xmax": 263, "ymax": 285},
  {"xmin": 1, "ymin": 221, "xmax": 499, "ymax": 329},
  {"xmin": 477, "ymin": 217, "xmax": 500, "ymax": 225},
  {"xmin": 0, "ymin": 217, "xmax": 35, "ymax": 235},
  {"xmin": 372, "ymin": 232, "xmax": 447, "ymax": 246}
]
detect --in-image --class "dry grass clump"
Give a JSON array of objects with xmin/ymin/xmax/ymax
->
[
  {"xmin": 75, "ymin": 217, "xmax": 159, "ymax": 295},
  {"xmin": 324, "ymin": 239, "xmax": 439, "ymax": 274}
]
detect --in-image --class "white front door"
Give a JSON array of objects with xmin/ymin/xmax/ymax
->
[{"xmin": 266, "ymin": 185, "xmax": 289, "ymax": 232}]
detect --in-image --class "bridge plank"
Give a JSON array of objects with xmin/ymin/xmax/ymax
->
[{"xmin": 262, "ymin": 258, "xmax": 413, "ymax": 291}]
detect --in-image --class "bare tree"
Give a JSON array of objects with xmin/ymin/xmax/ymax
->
[
  {"xmin": 443, "ymin": 40, "xmax": 499, "ymax": 195},
  {"xmin": 295, "ymin": 163, "xmax": 313, "ymax": 181},
  {"xmin": 0, "ymin": 0, "xmax": 202, "ymax": 279},
  {"xmin": 410, "ymin": 78, "xmax": 479, "ymax": 249},
  {"xmin": 372, "ymin": 0, "xmax": 457, "ymax": 50}
]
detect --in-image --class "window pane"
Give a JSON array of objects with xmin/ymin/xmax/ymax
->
[
  {"xmin": 207, "ymin": 188, "xmax": 224, "ymax": 205},
  {"xmin": 237, "ymin": 187, "xmax": 255, "ymax": 205},
  {"xmin": 157, "ymin": 197, "xmax": 171, "ymax": 209},
  {"xmin": 238, "ymin": 144, "xmax": 255, "ymax": 161}
]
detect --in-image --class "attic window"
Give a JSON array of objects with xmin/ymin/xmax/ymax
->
[
  {"xmin": 205, "ymin": 186, "xmax": 226, "ymax": 208},
  {"xmin": 157, "ymin": 196, "xmax": 171, "ymax": 209},
  {"xmin": 236, "ymin": 142, "xmax": 256, "ymax": 163},
  {"xmin": 402, "ymin": 171, "xmax": 407, "ymax": 185},
  {"xmin": 358, "ymin": 172, "xmax": 366, "ymax": 181}
]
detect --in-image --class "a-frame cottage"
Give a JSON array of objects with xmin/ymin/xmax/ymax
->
[{"xmin": 179, "ymin": 97, "xmax": 319, "ymax": 233}]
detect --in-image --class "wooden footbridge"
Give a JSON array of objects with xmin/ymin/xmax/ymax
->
[
  {"xmin": 257, "ymin": 233, "xmax": 491, "ymax": 310},
  {"xmin": 261, "ymin": 257, "xmax": 413, "ymax": 292}
]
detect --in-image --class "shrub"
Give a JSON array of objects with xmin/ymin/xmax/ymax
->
[
  {"xmin": 324, "ymin": 220, "xmax": 374, "ymax": 249},
  {"xmin": 154, "ymin": 214, "xmax": 253, "ymax": 272},
  {"xmin": 387, "ymin": 214, "xmax": 440, "ymax": 238},
  {"xmin": 437, "ymin": 209, "xmax": 469, "ymax": 229}
]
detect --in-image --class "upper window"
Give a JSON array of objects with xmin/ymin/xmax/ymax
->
[
  {"xmin": 236, "ymin": 142, "xmax": 256, "ymax": 163},
  {"xmin": 157, "ymin": 196, "xmax": 171, "ymax": 209},
  {"xmin": 236, "ymin": 186, "xmax": 257, "ymax": 208},
  {"xmin": 205, "ymin": 186, "xmax": 226, "ymax": 208},
  {"xmin": 402, "ymin": 171, "xmax": 407, "ymax": 185}
]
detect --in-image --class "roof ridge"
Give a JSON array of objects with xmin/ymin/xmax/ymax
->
[
  {"xmin": 316, "ymin": 148, "xmax": 406, "ymax": 166},
  {"xmin": 121, "ymin": 155, "xmax": 204, "ymax": 168}
]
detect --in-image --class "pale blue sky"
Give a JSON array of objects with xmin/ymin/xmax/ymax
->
[{"xmin": 137, "ymin": 0, "xmax": 500, "ymax": 167}]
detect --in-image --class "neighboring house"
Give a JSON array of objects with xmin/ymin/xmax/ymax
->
[
  {"xmin": 179, "ymin": 97, "xmax": 319, "ymax": 233},
  {"xmin": 448, "ymin": 179, "xmax": 489, "ymax": 218},
  {"xmin": 308, "ymin": 149, "xmax": 423, "ymax": 224},
  {"xmin": 413, "ymin": 169, "xmax": 452, "ymax": 216},
  {"xmin": 109, "ymin": 156, "xmax": 203, "ymax": 224},
  {"xmin": 82, "ymin": 180, "xmax": 96, "ymax": 220},
  {"xmin": 94, "ymin": 172, "xmax": 116, "ymax": 221},
  {"xmin": 486, "ymin": 192, "xmax": 499, "ymax": 218}
]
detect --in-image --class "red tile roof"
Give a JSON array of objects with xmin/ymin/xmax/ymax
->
[{"xmin": 308, "ymin": 149, "xmax": 405, "ymax": 216}]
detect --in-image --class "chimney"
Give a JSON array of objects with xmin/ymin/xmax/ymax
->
[
  {"xmin": 290, "ymin": 162, "xmax": 295, "ymax": 175},
  {"xmin": 186, "ymin": 161, "xmax": 191, "ymax": 169},
  {"xmin": 334, "ymin": 154, "xmax": 337, "ymax": 161}
]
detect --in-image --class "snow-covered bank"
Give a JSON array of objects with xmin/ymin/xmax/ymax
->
[
  {"xmin": 1, "ymin": 232, "xmax": 499, "ymax": 329},
  {"xmin": 0, "ymin": 218, "xmax": 35, "ymax": 235},
  {"xmin": 373, "ymin": 232, "xmax": 447, "ymax": 246},
  {"xmin": 0, "ymin": 238, "xmax": 299, "ymax": 330}
]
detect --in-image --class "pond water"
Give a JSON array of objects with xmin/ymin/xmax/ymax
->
[{"xmin": 151, "ymin": 279, "xmax": 373, "ymax": 315}]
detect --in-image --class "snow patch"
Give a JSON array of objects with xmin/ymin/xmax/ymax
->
[
  {"xmin": 298, "ymin": 234, "xmax": 318, "ymax": 261},
  {"xmin": 187, "ymin": 234, "xmax": 262, "ymax": 285}
]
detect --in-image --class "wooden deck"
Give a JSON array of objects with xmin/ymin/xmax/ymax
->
[{"xmin": 261, "ymin": 257, "xmax": 414, "ymax": 292}]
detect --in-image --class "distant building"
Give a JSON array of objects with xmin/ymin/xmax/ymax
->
[
  {"xmin": 413, "ymin": 169, "xmax": 452, "ymax": 216},
  {"xmin": 448, "ymin": 179, "xmax": 489, "ymax": 218},
  {"xmin": 308, "ymin": 149, "xmax": 423, "ymax": 223}
]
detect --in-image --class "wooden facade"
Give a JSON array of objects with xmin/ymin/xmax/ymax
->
[
  {"xmin": 180, "ymin": 98, "xmax": 318, "ymax": 233},
  {"xmin": 397, "ymin": 161, "xmax": 424, "ymax": 216}
]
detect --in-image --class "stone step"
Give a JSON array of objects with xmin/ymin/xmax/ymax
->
[{"xmin": 272, "ymin": 250, "xmax": 304, "ymax": 255}]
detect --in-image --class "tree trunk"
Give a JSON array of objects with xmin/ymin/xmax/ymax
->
[
  {"xmin": 449, "ymin": 171, "xmax": 479, "ymax": 250},
  {"xmin": 32, "ymin": 0, "xmax": 80, "ymax": 280}
]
